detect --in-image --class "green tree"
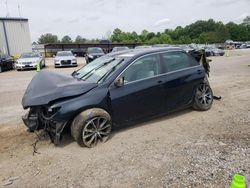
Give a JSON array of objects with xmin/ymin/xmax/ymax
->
[
  {"xmin": 61, "ymin": 35, "xmax": 72, "ymax": 44},
  {"xmin": 214, "ymin": 22, "xmax": 230, "ymax": 43},
  {"xmin": 199, "ymin": 32, "xmax": 218, "ymax": 43},
  {"xmin": 110, "ymin": 18, "xmax": 250, "ymax": 45},
  {"xmin": 243, "ymin": 16, "xmax": 250, "ymax": 26},
  {"xmin": 147, "ymin": 36, "xmax": 160, "ymax": 44},
  {"xmin": 158, "ymin": 33, "xmax": 172, "ymax": 44},
  {"xmin": 131, "ymin": 31, "xmax": 139, "ymax": 42},
  {"xmin": 111, "ymin": 28, "xmax": 123, "ymax": 42},
  {"xmin": 177, "ymin": 36, "xmax": 192, "ymax": 44},
  {"xmin": 38, "ymin": 33, "xmax": 58, "ymax": 44},
  {"xmin": 75, "ymin": 35, "xmax": 86, "ymax": 43},
  {"xmin": 226, "ymin": 22, "xmax": 249, "ymax": 41},
  {"xmin": 140, "ymin": 30, "xmax": 149, "ymax": 42}
]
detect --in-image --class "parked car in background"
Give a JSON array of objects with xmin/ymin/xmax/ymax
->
[
  {"xmin": 204, "ymin": 47, "xmax": 213, "ymax": 57},
  {"xmin": 71, "ymin": 48, "xmax": 87, "ymax": 57},
  {"xmin": 85, "ymin": 47, "xmax": 105, "ymax": 63},
  {"xmin": 54, "ymin": 51, "xmax": 78, "ymax": 68},
  {"xmin": 16, "ymin": 52, "xmax": 45, "ymax": 71},
  {"xmin": 179, "ymin": 45, "xmax": 195, "ymax": 53},
  {"xmin": 111, "ymin": 46, "xmax": 129, "ymax": 53},
  {"xmin": 240, "ymin": 43, "xmax": 250, "ymax": 49},
  {"xmin": 0, "ymin": 54, "xmax": 15, "ymax": 73},
  {"xmin": 204, "ymin": 47, "xmax": 225, "ymax": 57},
  {"xmin": 22, "ymin": 47, "xmax": 213, "ymax": 147},
  {"xmin": 210, "ymin": 48, "xmax": 225, "ymax": 56}
]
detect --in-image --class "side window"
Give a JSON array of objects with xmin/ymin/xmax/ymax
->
[
  {"xmin": 161, "ymin": 51, "xmax": 198, "ymax": 73},
  {"xmin": 122, "ymin": 54, "xmax": 160, "ymax": 83}
]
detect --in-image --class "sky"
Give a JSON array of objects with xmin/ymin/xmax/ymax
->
[{"xmin": 0, "ymin": 0, "xmax": 249, "ymax": 42}]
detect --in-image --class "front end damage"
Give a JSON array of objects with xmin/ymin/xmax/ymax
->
[
  {"xmin": 22, "ymin": 106, "xmax": 67, "ymax": 145},
  {"xmin": 21, "ymin": 70, "xmax": 98, "ymax": 145}
]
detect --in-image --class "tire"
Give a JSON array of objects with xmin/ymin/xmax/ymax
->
[
  {"xmin": 71, "ymin": 108, "xmax": 112, "ymax": 147},
  {"xmin": 192, "ymin": 83, "xmax": 213, "ymax": 111},
  {"xmin": 0, "ymin": 66, "xmax": 2, "ymax": 73}
]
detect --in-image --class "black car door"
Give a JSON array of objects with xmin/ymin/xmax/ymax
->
[
  {"xmin": 160, "ymin": 51, "xmax": 205, "ymax": 112},
  {"xmin": 109, "ymin": 53, "xmax": 165, "ymax": 127}
]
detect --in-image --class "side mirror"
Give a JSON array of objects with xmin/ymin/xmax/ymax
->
[
  {"xmin": 114, "ymin": 77, "xmax": 124, "ymax": 87},
  {"xmin": 71, "ymin": 70, "xmax": 76, "ymax": 76}
]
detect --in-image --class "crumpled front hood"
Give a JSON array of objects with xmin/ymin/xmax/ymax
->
[{"xmin": 22, "ymin": 70, "xmax": 97, "ymax": 109}]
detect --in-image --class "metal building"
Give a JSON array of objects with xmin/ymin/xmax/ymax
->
[{"xmin": 0, "ymin": 17, "xmax": 32, "ymax": 56}]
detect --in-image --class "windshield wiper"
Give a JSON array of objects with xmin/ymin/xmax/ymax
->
[
  {"xmin": 97, "ymin": 59, "xmax": 124, "ymax": 83},
  {"xmin": 79, "ymin": 58, "xmax": 115, "ymax": 80}
]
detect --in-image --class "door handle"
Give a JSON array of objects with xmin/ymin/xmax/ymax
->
[{"xmin": 157, "ymin": 80, "xmax": 163, "ymax": 84}]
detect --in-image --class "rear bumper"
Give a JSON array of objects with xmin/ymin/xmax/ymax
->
[{"xmin": 22, "ymin": 110, "xmax": 67, "ymax": 145}]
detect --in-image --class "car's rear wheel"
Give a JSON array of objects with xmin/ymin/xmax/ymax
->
[
  {"xmin": 71, "ymin": 108, "xmax": 112, "ymax": 147},
  {"xmin": 192, "ymin": 83, "xmax": 213, "ymax": 111}
]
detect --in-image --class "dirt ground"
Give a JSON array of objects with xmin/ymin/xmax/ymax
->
[{"xmin": 0, "ymin": 50, "xmax": 249, "ymax": 187}]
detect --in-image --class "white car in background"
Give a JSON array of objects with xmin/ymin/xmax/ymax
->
[
  {"xmin": 111, "ymin": 46, "xmax": 129, "ymax": 53},
  {"xmin": 16, "ymin": 52, "xmax": 45, "ymax": 71},
  {"xmin": 54, "ymin": 51, "xmax": 77, "ymax": 68}
]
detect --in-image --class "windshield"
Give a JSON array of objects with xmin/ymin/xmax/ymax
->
[
  {"xmin": 57, "ymin": 51, "xmax": 73, "ymax": 56},
  {"xmin": 74, "ymin": 56, "xmax": 125, "ymax": 83},
  {"xmin": 88, "ymin": 48, "xmax": 103, "ymax": 53},
  {"xmin": 21, "ymin": 53, "xmax": 40, "ymax": 58}
]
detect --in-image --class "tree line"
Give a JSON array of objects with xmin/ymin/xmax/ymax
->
[
  {"xmin": 36, "ymin": 17, "xmax": 250, "ymax": 45},
  {"xmin": 36, "ymin": 34, "xmax": 99, "ymax": 45}
]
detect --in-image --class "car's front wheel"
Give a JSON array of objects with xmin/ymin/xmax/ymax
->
[
  {"xmin": 192, "ymin": 83, "xmax": 213, "ymax": 111},
  {"xmin": 71, "ymin": 108, "xmax": 112, "ymax": 147}
]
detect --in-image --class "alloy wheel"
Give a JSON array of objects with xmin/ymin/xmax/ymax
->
[
  {"xmin": 195, "ymin": 84, "xmax": 213, "ymax": 107},
  {"xmin": 82, "ymin": 117, "xmax": 111, "ymax": 148}
]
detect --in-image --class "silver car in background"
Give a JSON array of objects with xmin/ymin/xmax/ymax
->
[
  {"xmin": 54, "ymin": 51, "xmax": 78, "ymax": 68},
  {"xmin": 111, "ymin": 46, "xmax": 129, "ymax": 52},
  {"xmin": 16, "ymin": 52, "xmax": 45, "ymax": 71}
]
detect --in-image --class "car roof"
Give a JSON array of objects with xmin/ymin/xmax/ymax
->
[{"xmin": 108, "ymin": 47, "xmax": 184, "ymax": 59}]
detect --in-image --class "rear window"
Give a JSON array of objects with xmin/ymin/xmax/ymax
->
[{"xmin": 161, "ymin": 51, "xmax": 198, "ymax": 73}]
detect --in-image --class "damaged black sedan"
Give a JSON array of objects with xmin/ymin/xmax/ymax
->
[{"xmin": 22, "ymin": 47, "xmax": 213, "ymax": 147}]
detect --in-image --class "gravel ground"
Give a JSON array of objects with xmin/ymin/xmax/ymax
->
[{"xmin": 0, "ymin": 50, "xmax": 249, "ymax": 187}]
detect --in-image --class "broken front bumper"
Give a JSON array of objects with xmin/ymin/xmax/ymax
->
[{"xmin": 22, "ymin": 109, "xmax": 67, "ymax": 145}]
